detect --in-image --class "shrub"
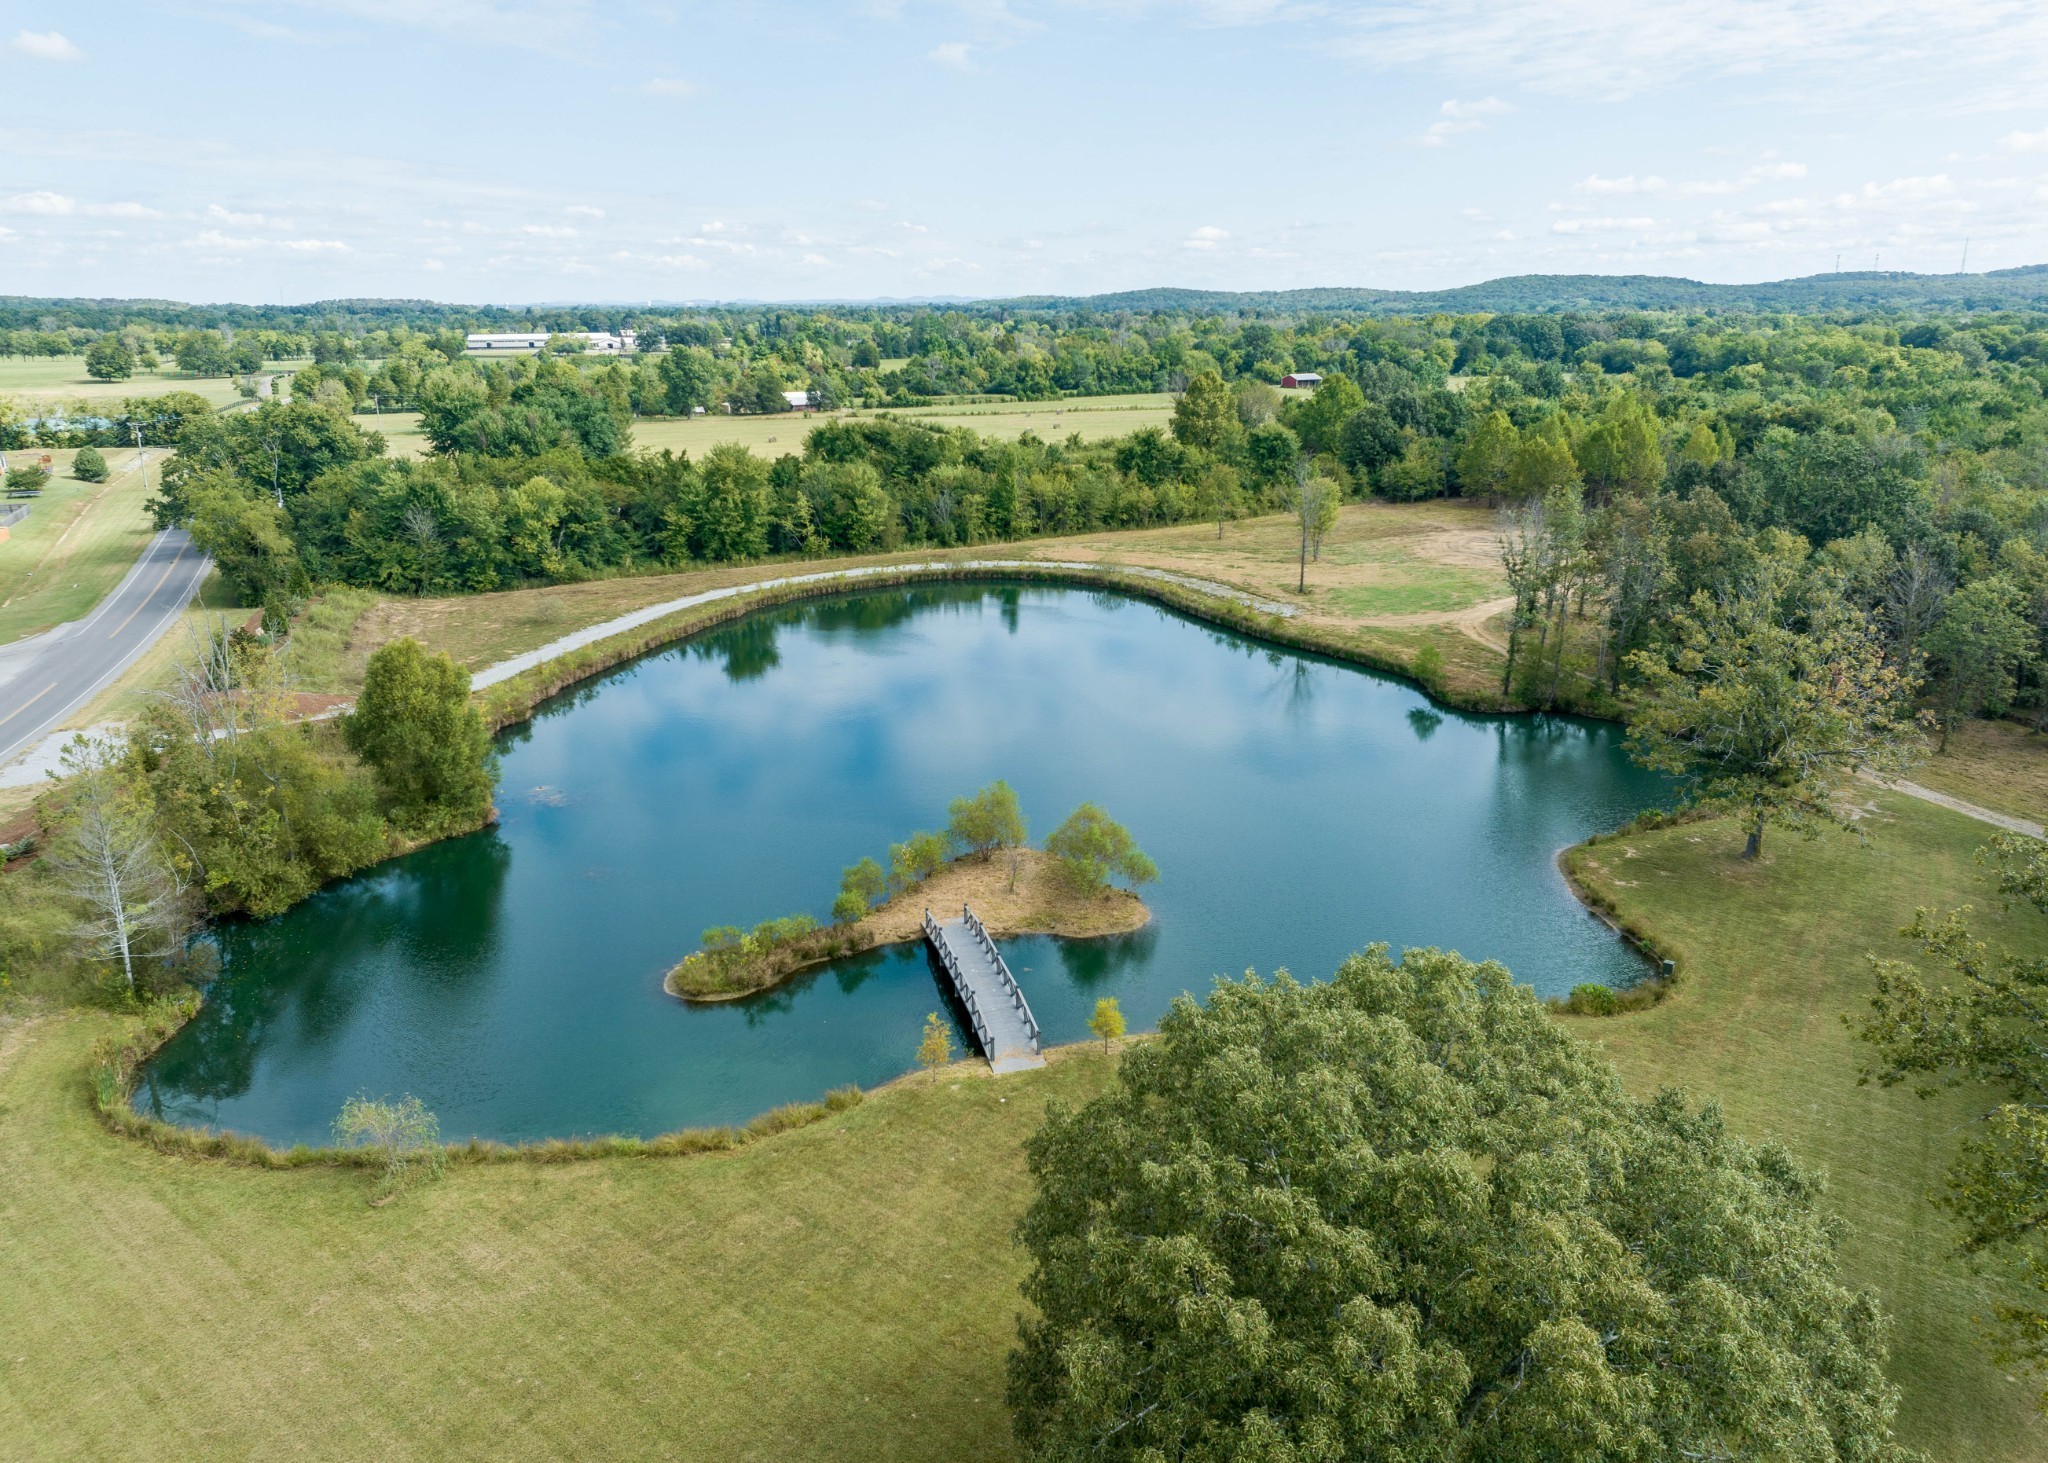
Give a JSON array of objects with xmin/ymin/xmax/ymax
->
[
  {"xmin": 835, "ymin": 855, "xmax": 888, "ymax": 922},
  {"xmin": 1565, "ymin": 981, "xmax": 1621, "ymax": 1016},
  {"xmin": 5, "ymin": 464, "xmax": 49, "ymax": 497},
  {"xmin": 332, "ymin": 1094, "xmax": 445, "ymax": 1203},
  {"xmin": 71, "ymin": 446, "xmax": 110, "ymax": 483}
]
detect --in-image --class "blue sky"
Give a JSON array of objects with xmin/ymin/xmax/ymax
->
[{"xmin": 3, "ymin": 1, "xmax": 2047, "ymax": 303}]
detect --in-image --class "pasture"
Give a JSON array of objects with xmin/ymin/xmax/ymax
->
[
  {"xmin": 0, "ymin": 356, "xmax": 252, "ymax": 409},
  {"xmin": 0, "ymin": 446, "xmax": 157, "ymax": 645}
]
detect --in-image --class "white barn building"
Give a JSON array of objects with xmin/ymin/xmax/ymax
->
[{"xmin": 466, "ymin": 330, "xmax": 638, "ymax": 355}]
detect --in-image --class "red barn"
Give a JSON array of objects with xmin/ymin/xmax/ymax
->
[{"xmin": 1281, "ymin": 372, "xmax": 1323, "ymax": 389}]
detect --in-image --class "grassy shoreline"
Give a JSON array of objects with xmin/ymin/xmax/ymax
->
[{"xmin": 665, "ymin": 849, "xmax": 1149, "ymax": 1002}]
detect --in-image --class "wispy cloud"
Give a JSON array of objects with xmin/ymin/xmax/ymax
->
[
  {"xmin": 638, "ymin": 77, "xmax": 696, "ymax": 97},
  {"xmin": 928, "ymin": 40, "xmax": 975, "ymax": 70},
  {"xmin": 1183, "ymin": 224, "xmax": 1229, "ymax": 250},
  {"xmin": 10, "ymin": 29, "xmax": 86, "ymax": 62},
  {"xmin": 1419, "ymin": 96, "xmax": 1511, "ymax": 146}
]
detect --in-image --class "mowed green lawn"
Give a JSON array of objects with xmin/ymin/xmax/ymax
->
[
  {"xmin": 0, "ymin": 1019, "xmax": 1119, "ymax": 1461},
  {"xmin": 0, "ymin": 448, "xmax": 158, "ymax": 644},
  {"xmin": 1565, "ymin": 795, "xmax": 2048, "ymax": 1458},
  {"xmin": 1, "ymin": 788, "xmax": 2045, "ymax": 1455},
  {"xmin": 0, "ymin": 357, "xmax": 249, "ymax": 408}
]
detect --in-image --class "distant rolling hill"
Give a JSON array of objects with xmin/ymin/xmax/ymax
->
[{"xmin": 983, "ymin": 266, "xmax": 2048, "ymax": 316}]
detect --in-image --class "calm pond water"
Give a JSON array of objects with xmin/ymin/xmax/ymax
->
[{"xmin": 136, "ymin": 583, "xmax": 1668, "ymax": 1145}]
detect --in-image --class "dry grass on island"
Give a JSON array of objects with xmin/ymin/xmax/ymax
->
[{"xmin": 665, "ymin": 849, "xmax": 1149, "ymax": 1002}]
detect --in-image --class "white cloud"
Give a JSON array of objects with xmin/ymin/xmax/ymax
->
[
  {"xmin": 10, "ymin": 30, "xmax": 85, "ymax": 62},
  {"xmin": 209, "ymin": 203, "xmax": 278, "ymax": 226},
  {"xmin": 1551, "ymin": 216, "xmax": 1657, "ymax": 234},
  {"xmin": 1184, "ymin": 224, "xmax": 1229, "ymax": 250},
  {"xmin": 639, "ymin": 77, "xmax": 696, "ymax": 97},
  {"xmin": 565, "ymin": 204, "xmax": 605, "ymax": 218},
  {"xmin": 520, "ymin": 223, "xmax": 578, "ymax": 237},
  {"xmin": 422, "ymin": 257, "xmax": 445, "ymax": 270},
  {"xmin": 1440, "ymin": 96, "xmax": 1512, "ymax": 119},
  {"xmin": 1420, "ymin": 96, "xmax": 1511, "ymax": 146},
  {"xmin": 928, "ymin": 40, "xmax": 975, "ymax": 70},
  {"xmin": 2001, "ymin": 127, "xmax": 2048, "ymax": 152},
  {"xmin": 237, "ymin": 1, "xmax": 598, "ymax": 56},
  {"xmin": 1315, "ymin": 0, "xmax": 2048, "ymax": 106},
  {"xmin": 1575, "ymin": 174, "xmax": 1667, "ymax": 194},
  {"xmin": 191, "ymin": 229, "xmax": 348, "ymax": 252},
  {"xmin": 3, "ymin": 191, "xmax": 75, "ymax": 215},
  {"xmin": 0, "ymin": 226, "xmax": 16, "ymax": 242}
]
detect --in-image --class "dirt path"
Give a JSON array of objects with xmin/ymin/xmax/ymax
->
[
  {"xmin": 1862, "ymin": 772, "xmax": 2046, "ymax": 838},
  {"xmin": 1452, "ymin": 597, "xmax": 1512, "ymax": 654}
]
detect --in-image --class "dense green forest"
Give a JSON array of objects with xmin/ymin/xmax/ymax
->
[{"xmin": 116, "ymin": 300, "xmax": 2048, "ymax": 744}]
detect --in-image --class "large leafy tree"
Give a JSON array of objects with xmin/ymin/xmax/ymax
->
[
  {"xmin": 1169, "ymin": 370, "xmax": 1239, "ymax": 452},
  {"xmin": 1859, "ymin": 831, "xmax": 2048, "ymax": 1403},
  {"xmin": 1923, "ymin": 575, "xmax": 2035, "ymax": 751},
  {"xmin": 1010, "ymin": 947, "xmax": 1910, "ymax": 1461},
  {"xmin": 344, "ymin": 637, "xmax": 496, "ymax": 834},
  {"xmin": 1624, "ymin": 541, "xmax": 1920, "ymax": 858}
]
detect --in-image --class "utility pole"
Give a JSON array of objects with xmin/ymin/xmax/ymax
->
[
  {"xmin": 1961, "ymin": 238, "xmax": 1970, "ymax": 274},
  {"xmin": 132, "ymin": 424, "xmax": 146, "ymax": 496}
]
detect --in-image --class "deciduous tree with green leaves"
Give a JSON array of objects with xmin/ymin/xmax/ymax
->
[
  {"xmin": 1010, "ymin": 947, "xmax": 1910, "ymax": 1461},
  {"xmin": 916, "ymin": 1012, "xmax": 953, "ymax": 1070},
  {"xmin": 1923, "ymin": 575, "xmax": 2036, "ymax": 752},
  {"xmin": 343, "ymin": 637, "xmax": 495, "ymax": 834},
  {"xmin": 1044, "ymin": 804, "xmax": 1156, "ymax": 893},
  {"xmin": 1169, "ymin": 369, "xmax": 1239, "ymax": 452},
  {"xmin": 1624, "ymin": 546, "xmax": 1920, "ymax": 858},
  {"xmin": 1087, "ymin": 996, "xmax": 1125, "ymax": 1052},
  {"xmin": 946, "ymin": 780, "xmax": 1027, "ymax": 859}
]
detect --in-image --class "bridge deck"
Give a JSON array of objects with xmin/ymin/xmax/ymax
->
[{"xmin": 924, "ymin": 908, "xmax": 1045, "ymax": 1074}]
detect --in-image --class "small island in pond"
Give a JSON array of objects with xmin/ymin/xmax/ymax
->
[{"xmin": 666, "ymin": 786, "xmax": 1155, "ymax": 1003}]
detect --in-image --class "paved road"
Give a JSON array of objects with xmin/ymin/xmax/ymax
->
[{"xmin": 0, "ymin": 529, "xmax": 210, "ymax": 769}]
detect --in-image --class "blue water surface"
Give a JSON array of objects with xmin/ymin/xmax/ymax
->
[{"xmin": 136, "ymin": 583, "xmax": 1667, "ymax": 1144}]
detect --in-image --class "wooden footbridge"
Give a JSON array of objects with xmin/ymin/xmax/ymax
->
[{"xmin": 922, "ymin": 904, "xmax": 1045, "ymax": 1074}]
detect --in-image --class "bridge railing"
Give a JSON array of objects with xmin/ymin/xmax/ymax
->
[
  {"xmin": 961, "ymin": 904, "xmax": 1042, "ymax": 1053},
  {"xmin": 923, "ymin": 908, "xmax": 995, "ymax": 1058}
]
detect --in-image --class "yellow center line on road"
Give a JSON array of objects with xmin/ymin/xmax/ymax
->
[
  {"xmin": 0, "ymin": 680, "xmax": 57, "ymax": 729},
  {"xmin": 106, "ymin": 542, "xmax": 186, "ymax": 641}
]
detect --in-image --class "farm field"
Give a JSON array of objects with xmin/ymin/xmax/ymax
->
[
  {"xmin": 0, "ymin": 795, "xmax": 2041, "ymax": 1457},
  {"xmin": 0, "ymin": 446, "xmax": 158, "ymax": 645},
  {"xmin": 626, "ymin": 392, "xmax": 1178, "ymax": 459},
  {"xmin": 0, "ymin": 356, "xmax": 258, "ymax": 409}
]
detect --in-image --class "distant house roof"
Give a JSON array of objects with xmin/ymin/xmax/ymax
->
[
  {"xmin": 1282, "ymin": 371, "xmax": 1323, "ymax": 385},
  {"xmin": 782, "ymin": 390, "xmax": 812, "ymax": 408}
]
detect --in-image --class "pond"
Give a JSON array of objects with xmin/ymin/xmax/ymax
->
[{"xmin": 135, "ymin": 582, "xmax": 1669, "ymax": 1146}]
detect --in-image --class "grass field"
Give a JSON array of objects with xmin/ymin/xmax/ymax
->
[
  {"xmin": 0, "ymin": 357, "xmax": 253, "ymax": 409},
  {"xmin": 1565, "ymin": 796, "xmax": 2048, "ymax": 1458},
  {"xmin": 317, "ymin": 502, "xmax": 1508, "ymax": 705},
  {"xmin": 1907, "ymin": 718, "xmax": 2048, "ymax": 825},
  {"xmin": 0, "ymin": 1016, "xmax": 1118, "ymax": 1460},
  {"xmin": 0, "ymin": 447, "xmax": 158, "ymax": 644},
  {"xmin": 2, "ymin": 796, "xmax": 2043, "ymax": 1455},
  {"xmin": 621, "ymin": 393, "xmax": 1179, "ymax": 460}
]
